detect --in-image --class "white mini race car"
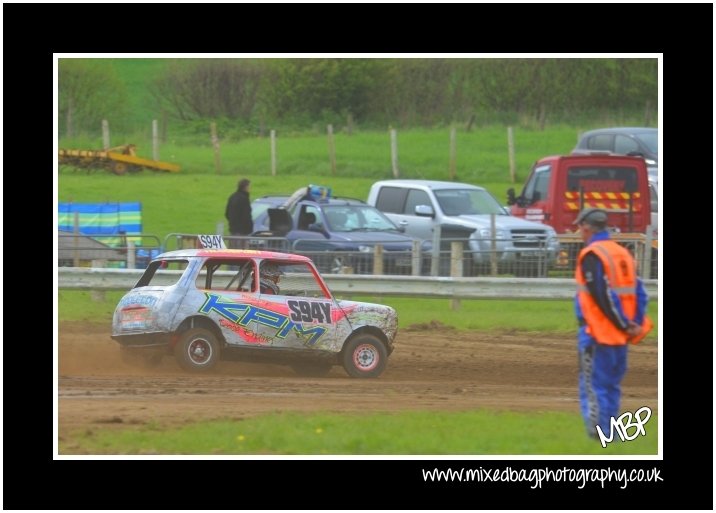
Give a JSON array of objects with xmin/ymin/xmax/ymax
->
[{"xmin": 111, "ymin": 247, "xmax": 397, "ymax": 378}]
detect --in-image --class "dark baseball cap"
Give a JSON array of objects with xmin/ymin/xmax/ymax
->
[{"xmin": 573, "ymin": 208, "xmax": 608, "ymax": 226}]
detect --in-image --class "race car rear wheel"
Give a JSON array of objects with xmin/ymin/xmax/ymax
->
[
  {"xmin": 341, "ymin": 334, "xmax": 387, "ymax": 378},
  {"xmin": 174, "ymin": 328, "xmax": 220, "ymax": 372}
]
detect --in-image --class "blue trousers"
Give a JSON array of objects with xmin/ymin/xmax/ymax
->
[{"xmin": 578, "ymin": 327, "xmax": 628, "ymax": 437}]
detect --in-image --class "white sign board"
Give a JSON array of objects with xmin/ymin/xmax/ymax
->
[{"xmin": 197, "ymin": 235, "xmax": 226, "ymax": 249}]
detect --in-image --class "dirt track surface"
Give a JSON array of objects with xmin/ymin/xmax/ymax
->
[{"xmin": 58, "ymin": 321, "xmax": 658, "ymax": 450}]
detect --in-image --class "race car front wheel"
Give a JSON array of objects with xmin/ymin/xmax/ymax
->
[
  {"xmin": 342, "ymin": 334, "xmax": 387, "ymax": 378},
  {"xmin": 174, "ymin": 328, "xmax": 220, "ymax": 372}
]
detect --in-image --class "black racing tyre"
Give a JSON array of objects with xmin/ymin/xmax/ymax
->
[
  {"xmin": 174, "ymin": 328, "xmax": 221, "ymax": 372},
  {"xmin": 290, "ymin": 361, "xmax": 334, "ymax": 377},
  {"xmin": 341, "ymin": 334, "xmax": 387, "ymax": 378}
]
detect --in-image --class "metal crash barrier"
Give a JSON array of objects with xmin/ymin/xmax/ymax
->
[{"xmin": 58, "ymin": 267, "xmax": 658, "ymax": 301}]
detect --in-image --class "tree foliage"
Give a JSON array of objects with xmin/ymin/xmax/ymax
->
[
  {"xmin": 58, "ymin": 59, "xmax": 128, "ymax": 137},
  {"xmin": 150, "ymin": 59, "xmax": 266, "ymax": 121},
  {"xmin": 64, "ymin": 58, "xmax": 658, "ymax": 134},
  {"xmin": 264, "ymin": 58, "xmax": 385, "ymax": 123}
]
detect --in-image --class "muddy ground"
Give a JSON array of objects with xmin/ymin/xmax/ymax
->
[{"xmin": 58, "ymin": 321, "xmax": 658, "ymax": 452}]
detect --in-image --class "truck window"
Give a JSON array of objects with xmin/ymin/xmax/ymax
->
[
  {"xmin": 375, "ymin": 187, "xmax": 407, "ymax": 214},
  {"xmin": 522, "ymin": 164, "xmax": 551, "ymax": 204},
  {"xmin": 567, "ymin": 166, "xmax": 638, "ymax": 193},
  {"xmin": 434, "ymin": 189, "xmax": 504, "ymax": 215},
  {"xmin": 404, "ymin": 189, "xmax": 432, "ymax": 215}
]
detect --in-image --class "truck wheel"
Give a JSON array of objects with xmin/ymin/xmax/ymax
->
[
  {"xmin": 342, "ymin": 334, "xmax": 387, "ymax": 378},
  {"xmin": 174, "ymin": 328, "xmax": 220, "ymax": 372}
]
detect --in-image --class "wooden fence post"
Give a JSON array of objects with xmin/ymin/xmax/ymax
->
[
  {"xmin": 102, "ymin": 120, "xmax": 110, "ymax": 150},
  {"xmin": 412, "ymin": 240, "xmax": 422, "ymax": 277},
  {"xmin": 507, "ymin": 126, "xmax": 516, "ymax": 184},
  {"xmin": 449, "ymin": 126, "xmax": 457, "ymax": 180},
  {"xmin": 390, "ymin": 128, "xmax": 399, "ymax": 178},
  {"xmin": 126, "ymin": 240, "xmax": 136, "ymax": 269},
  {"xmin": 210, "ymin": 122, "xmax": 221, "ymax": 174},
  {"xmin": 490, "ymin": 213, "xmax": 498, "ymax": 276},
  {"xmin": 73, "ymin": 212, "xmax": 80, "ymax": 267},
  {"xmin": 161, "ymin": 110, "xmax": 168, "ymax": 143},
  {"xmin": 450, "ymin": 241, "xmax": 463, "ymax": 310},
  {"xmin": 152, "ymin": 120, "xmax": 159, "ymax": 161},
  {"xmin": 66, "ymin": 98, "xmax": 74, "ymax": 138},
  {"xmin": 270, "ymin": 129, "xmax": 277, "ymax": 176},
  {"xmin": 327, "ymin": 124, "xmax": 336, "ymax": 176},
  {"xmin": 372, "ymin": 245, "xmax": 384, "ymax": 275},
  {"xmin": 430, "ymin": 223, "xmax": 441, "ymax": 277}
]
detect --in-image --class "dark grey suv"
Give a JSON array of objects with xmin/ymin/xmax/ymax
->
[
  {"xmin": 574, "ymin": 127, "xmax": 658, "ymax": 185},
  {"xmin": 250, "ymin": 188, "xmax": 429, "ymax": 274}
]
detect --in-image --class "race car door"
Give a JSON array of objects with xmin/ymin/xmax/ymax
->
[{"xmin": 254, "ymin": 261, "xmax": 347, "ymax": 352}]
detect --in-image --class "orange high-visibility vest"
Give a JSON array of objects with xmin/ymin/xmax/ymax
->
[{"xmin": 576, "ymin": 240, "xmax": 653, "ymax": 345}]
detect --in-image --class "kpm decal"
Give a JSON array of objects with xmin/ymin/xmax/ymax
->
[{"xmin": 200, "ymin": 293, "xmax": 328, "ymax": 346}]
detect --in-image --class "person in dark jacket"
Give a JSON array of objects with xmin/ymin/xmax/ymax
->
[{"xmin": 225, "ymin": 179, "xmax": 253, "ymax": 248}]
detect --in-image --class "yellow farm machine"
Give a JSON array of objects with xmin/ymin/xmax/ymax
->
[{"xmin": 59, "ymin": 144, "xmax": 180, "ymax": 175}]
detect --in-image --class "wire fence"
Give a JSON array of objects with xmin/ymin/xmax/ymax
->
[{"xmin": 59, "ymin": 232, "xmax": 656, "ymax": 280}]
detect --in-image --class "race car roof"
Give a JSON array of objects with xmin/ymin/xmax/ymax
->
[{"xmin": 156, "ymin": 248, "xmax": 313, "ymax": 262}]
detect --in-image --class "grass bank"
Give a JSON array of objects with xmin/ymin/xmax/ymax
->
[
  {"xmin": 60, "ymin": 409, "xmax": 658, "ymax": 455},
  {"xmin": 57, "ymin": 290, "xmax": 657, "ymax": 339}
]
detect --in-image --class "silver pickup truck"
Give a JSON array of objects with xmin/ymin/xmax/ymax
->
[{"xmin": 367, "ymin": 179, "xmax": 559, "ymax": 276}]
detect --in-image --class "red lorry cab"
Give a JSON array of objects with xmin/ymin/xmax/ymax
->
[{"xmin": 508, "ymin": 154, "xmax": 652, "ymax": 234}]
